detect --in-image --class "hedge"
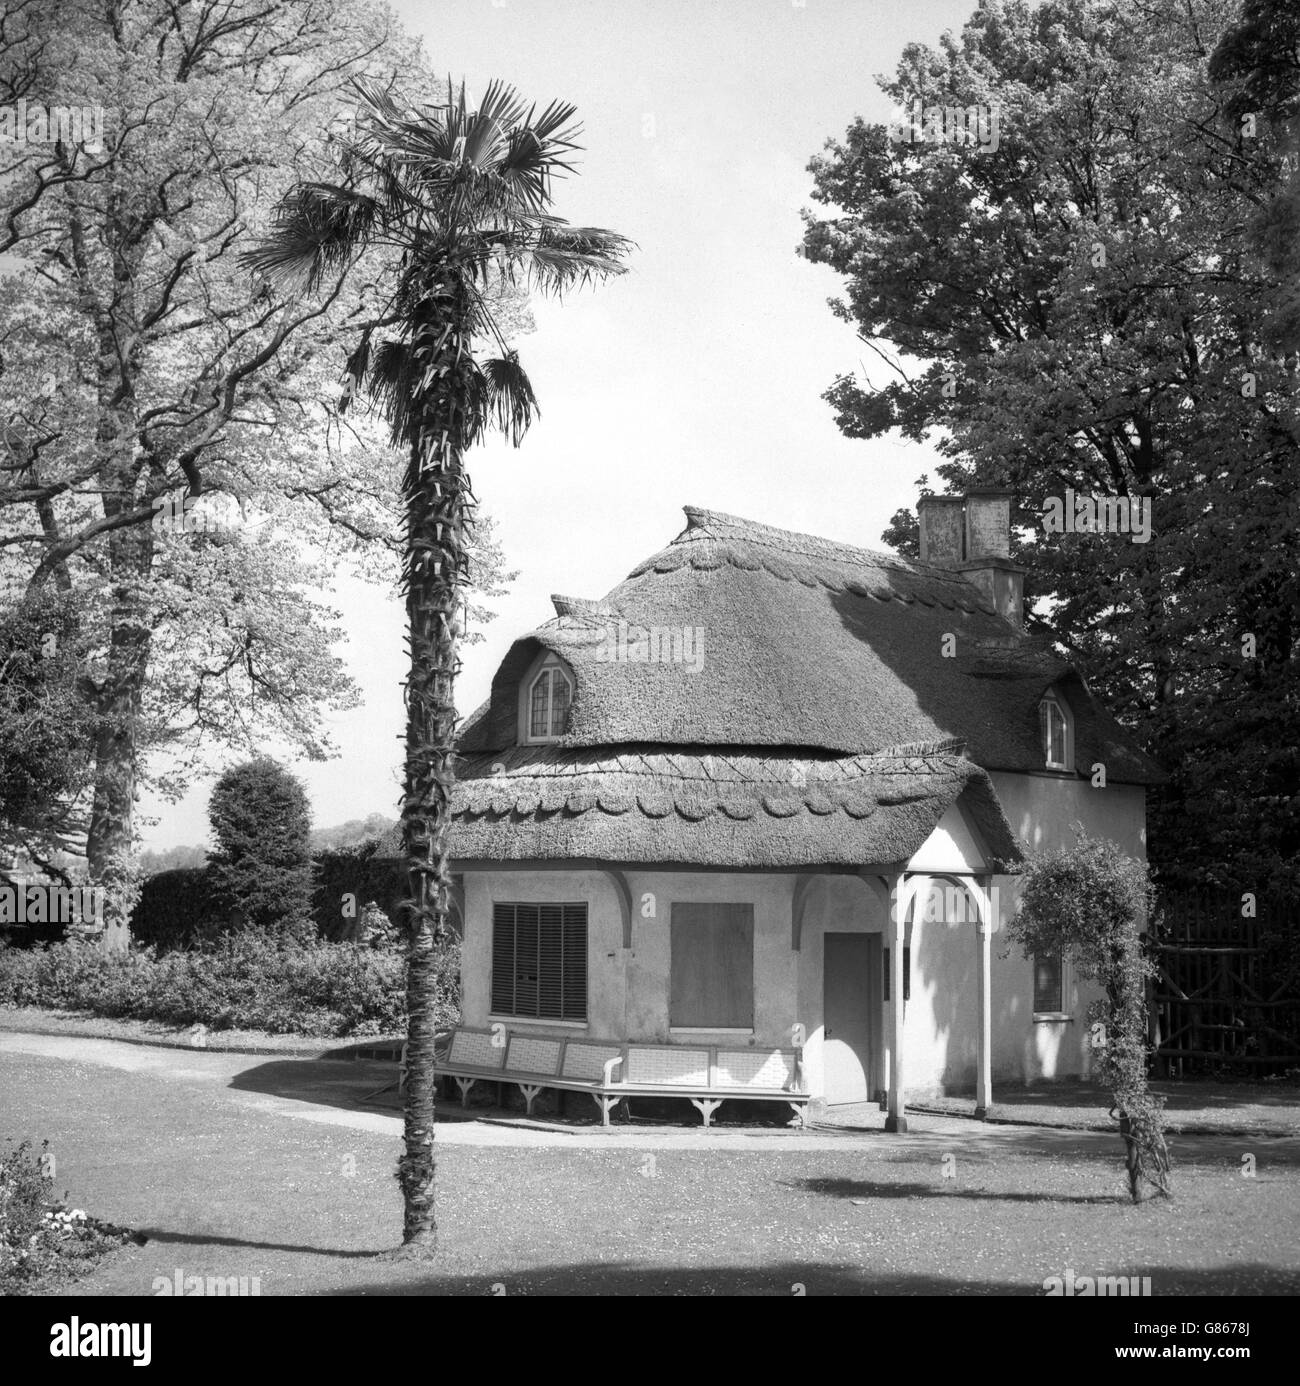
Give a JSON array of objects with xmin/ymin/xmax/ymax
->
[
  {"xmin": 0, "ymin": 934, "xmax": 460, "ymax": 1038},
  {"xmin": 126, "ymin": 843, "xmax": 411, "ymax": 950}
]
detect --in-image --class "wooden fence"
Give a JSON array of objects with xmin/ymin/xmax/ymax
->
[{"xmin": 1150, "ymin": 888, "xmax": 1300, "ymax": 1076}]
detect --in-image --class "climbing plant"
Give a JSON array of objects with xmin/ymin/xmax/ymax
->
[{"xmin": 1004, "ymin": 829, "xmax": 1171, "ymax": 1203}]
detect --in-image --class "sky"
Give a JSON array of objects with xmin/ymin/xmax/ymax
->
[{"xmin": 137, "ymin": 0, "xmax": 983, "ymax": 849}]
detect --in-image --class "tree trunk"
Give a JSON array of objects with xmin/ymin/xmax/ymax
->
[
  {"xmin": 81, "ymin": 287, "xmax": 149, "ymax": 952},
  {"xmin": 395, "ymin": 328, "xmax": 470, "ymax": 1251}
]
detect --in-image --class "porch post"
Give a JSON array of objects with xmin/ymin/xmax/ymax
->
[
  {"xmin": 885, "ymin": 870, "xmax": 910, "ymax": 1133},
  {"xmin": 975, "ymin": 882, "xmax": 993, "ymax": 1118}
]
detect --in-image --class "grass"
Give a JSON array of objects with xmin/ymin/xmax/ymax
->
[{"xmin": 3, "ymin": 1045, "xmax": 1298, "ymax": 1296}]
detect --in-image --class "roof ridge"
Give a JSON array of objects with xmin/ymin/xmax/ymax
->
[{"xmin": 679, "ymin": 504, "xmax": 967, "ymax": 583}]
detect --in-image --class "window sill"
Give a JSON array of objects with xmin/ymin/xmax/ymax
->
[
  {"xmin": 669, "ymin": 1027, "xmax": 755, "ymax": 1036},
  {"xmin": 1033, "ymin": 1012, "xmax": 1073, "ymax": 1023},
  {"xmin": 488, "ymin": 1016, "xmax": 588, "ymax": 1030}
]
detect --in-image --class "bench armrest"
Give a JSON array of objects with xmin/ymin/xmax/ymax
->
[{"xmin": 602, "ymin": 1055, "xmax": 624, "ymax": 1086}]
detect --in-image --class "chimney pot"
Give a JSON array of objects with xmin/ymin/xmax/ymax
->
[
  {"xmin": 917, "ymin": 495, "xmax": 966, "ymax": 564},
  {"xmin": 916, "ymin": 489, "xmax": 1026, "ymax": 629},
  {"xmin": 964, "ymin": 488, "xmax": 1013, "ymax": 559}
]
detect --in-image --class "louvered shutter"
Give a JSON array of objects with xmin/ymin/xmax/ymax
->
[{"xmin": 492, "ymin": 902, "xmax": 587, "ymax": 1021}]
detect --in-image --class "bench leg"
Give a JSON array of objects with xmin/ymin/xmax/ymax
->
[
  {"xmin": 454, "ymin": 1076, "xmax": 476, "ymax": 1108},
  {"xmin": 690, "ymin": 1098, "xmax": 722, "ymax": 1128},
  {"xmin": 592, "ymin": 1093, "xmax": 620, "ymax": 1128},
  {"xmin": 518, "ymin": 1083, "xmax": 544, "ymax": 1117},
  {"xmin": 787, "ymin": 1102, "xmax": 807, "ymax": 1129}
]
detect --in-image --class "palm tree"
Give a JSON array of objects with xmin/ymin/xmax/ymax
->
[{"xmin": 247, "ymin": 79, "xmax": 630, "ymax": 1252}]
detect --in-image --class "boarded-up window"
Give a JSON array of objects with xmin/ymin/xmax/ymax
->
[
  {"xmin": 1034, "ymin": 952, "xmax": 1063, "ymax": 1012},
  {"xmin": 669, "ymin": 903, "xmax": 753, "ymax": 1029},
  {"xmin": 491, "ymin": 903, "xmax": 587, "ymax": 1021}
]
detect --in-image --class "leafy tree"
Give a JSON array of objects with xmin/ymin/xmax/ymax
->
[
  {"xmin": 136, "ymin": 844, "xmax": 209, "ymax": 875},
  {"xmin": 1005, "ymin": 831, "xmax": 1170, "ymax": 1202},
  {"xmin": 0, "ymin": 589, "xmax": 95, "ymax": 876},
  {"xmin": 207, "ymin": 756, "xmax": 313, "ymax": 937},
  {"xmin": 0, "ymin": 0, "xmax": 515, "ymax": 944},
  {"xmin": 249, "ymin": 78, "xmax": 630, "ymax": 1252},
  {"xmin": 802, "ymin": 0, "xmax": 1300, "ymax": 891},
  {"xmin": 309, "ymin": 813, "xmax": 398, "ymax": 853}
]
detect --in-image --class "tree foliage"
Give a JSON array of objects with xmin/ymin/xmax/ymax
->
[
  {"xmin": 802, "ymin": 0, "xmax": 1300, "ymax": 891},
  {"xmin": 0, "ymin": 0, "xmax": 515, "ymax": 939},
  {"xmin": 206, "ymin": 756, "xmax": 313, "ymax": 937},
  {"xmin": 0, "ymin": 590, "xmax": 95, "ymax": 872}
]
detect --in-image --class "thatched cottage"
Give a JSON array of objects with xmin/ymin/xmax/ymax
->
[{"xmin": 444, "ymin": 492, "xmax": 1163, "ymax": 1124}]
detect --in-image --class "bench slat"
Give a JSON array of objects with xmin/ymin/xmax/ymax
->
[
  {"xmin": 625, "ymin": 1045, "xmax": 710, "ymax": 1088},
  {"xmin": 448, "ymin": 1028, "xmax": 505, "ymax": 1070},
  {"xmin": 505, "ymin": 1034, "xmax": 563, "ymax": 1077}
]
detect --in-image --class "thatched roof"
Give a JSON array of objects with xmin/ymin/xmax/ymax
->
[
  {"xmin": 438, "ymin": 506, "xmax": 1163, "ymax": 870},
  {"xmin": 458, "ymin": 506, "xmax": 1164, "ymax": 784},
  {"xmin": 449, "ymin": 743, "xmax": 1022, "ymax": 870}
]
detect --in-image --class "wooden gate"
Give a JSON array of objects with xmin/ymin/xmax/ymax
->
[{"xmin": 1151, "ymin": 888, "xmax": 1300, "ymax": 1076}]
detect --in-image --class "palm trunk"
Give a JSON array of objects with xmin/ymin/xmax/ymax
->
[{"xmin": 396, "ymin": 310, "xmax": 471, "ymax": 1251}]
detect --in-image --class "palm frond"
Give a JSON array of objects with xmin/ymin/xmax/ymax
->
[
  {"xmin": 243, "ymin": 183, "xmax": 379, "ymax": 293},
  {"xmin": 465, "ymin": 352, "xmax": 538, "ymax": 447},
  {"xmin": 524, "ymin": 224, "xmax": 633, "ymax": 296},
  {"xmin": 367, "ymin": 338, "xmax": 422, "ymax": 448}
]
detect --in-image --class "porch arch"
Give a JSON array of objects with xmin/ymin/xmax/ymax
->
[{"xmin": 901, "ymin": 872, "xmax": 996, "ymax": 1118}]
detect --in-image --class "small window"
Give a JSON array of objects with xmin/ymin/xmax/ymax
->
[
  {"xmin": 528, "ymin": 664, "xmax": 571, "ymax": 741},
  {"xmin": 882, "ymin": 947, "xmax": 911, "ymax": 1002},
  {"xmin": 491, "ymin": 902, "xmax": 587, "ymax": 1021},
  {"xmin": 670, "ymin": 903, "xmax": 754, "ymax": 1029},
  {"xmin": 1039, "ymin": 695, "xmax": 1070, "ymax": 770},
  {"xmin": 1034, "ymin": 951, "xmax": 1063, "ymax": 1013}
]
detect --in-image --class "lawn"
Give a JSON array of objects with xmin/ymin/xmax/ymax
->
[{"xmin": 3, "ymin": 1042, "xmax": 1298, "ymax": 1295}]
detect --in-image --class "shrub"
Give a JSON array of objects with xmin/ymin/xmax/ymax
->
[
  {"xmin": 0, "ymin": 1139, "xmax": 141, "ymax": 1293},
  {"xmin": 130, "ymin": 867, "xmax": 229, "ymax": 952},
  {"xmin": 0, "ymin": 933, "xmax": 461, "ymax": 1038},
  {"xmin": 312, "ymin": 841, "xmax": 408, "ymax": 941},
  {"xmin": 1004, "ymin": 828, "xmax": 1170, "ymax": 1202},
  {"xmin": 207, "ymin": 757, "xmax": 314, "ymax": 936}
]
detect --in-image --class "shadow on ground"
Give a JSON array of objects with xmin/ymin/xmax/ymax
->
[
  {"xmin": 783, "ymin": 1175, "xmax": 1122, "ymax": 1204},
  {"xmin": 322, "ymin": 1259, "xmax": 1300, "ymax": 1296},
  {"xmin": 135, "ymin": 1228, "xmax": 377, "ymax": 1259},
  {"xmin": 225, "ymin": 1059, "xmax": 795, "ymax": 1129}
]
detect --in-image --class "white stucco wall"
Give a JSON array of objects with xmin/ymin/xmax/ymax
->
[
  {"xmin": 461, "ymin": 868, "xmax": 797, "ymax": 1049},
  {"xmin": 987, "ymin": 771, "xmax": 1148, "ymax": 1086},
  {"xmin": 457, "ymin": 774, "xmax": 1147, "ymax": 1101}
]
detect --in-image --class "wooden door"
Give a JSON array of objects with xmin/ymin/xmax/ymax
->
[{"xmin": 823, "ymin": 932, "xmax": 878, "ymax": 1105}]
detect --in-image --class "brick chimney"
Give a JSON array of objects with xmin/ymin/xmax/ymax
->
[{"xmin": 917, "ymin": 489, "xmax": 1025, "ymax": 628}]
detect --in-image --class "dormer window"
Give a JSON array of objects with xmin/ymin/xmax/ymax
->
[
  {"xmin": 1039, "ymin": 692, "xmax": 1072, "ymax": 771},
  {"xmin": 526, "ymin": 659, "xmax": 572, "ymax": 742}
]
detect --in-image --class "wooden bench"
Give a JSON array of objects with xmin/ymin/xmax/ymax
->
[{"xmin": 433, "ymin": 1026, "xmax": 809, "ymax": 1128}]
